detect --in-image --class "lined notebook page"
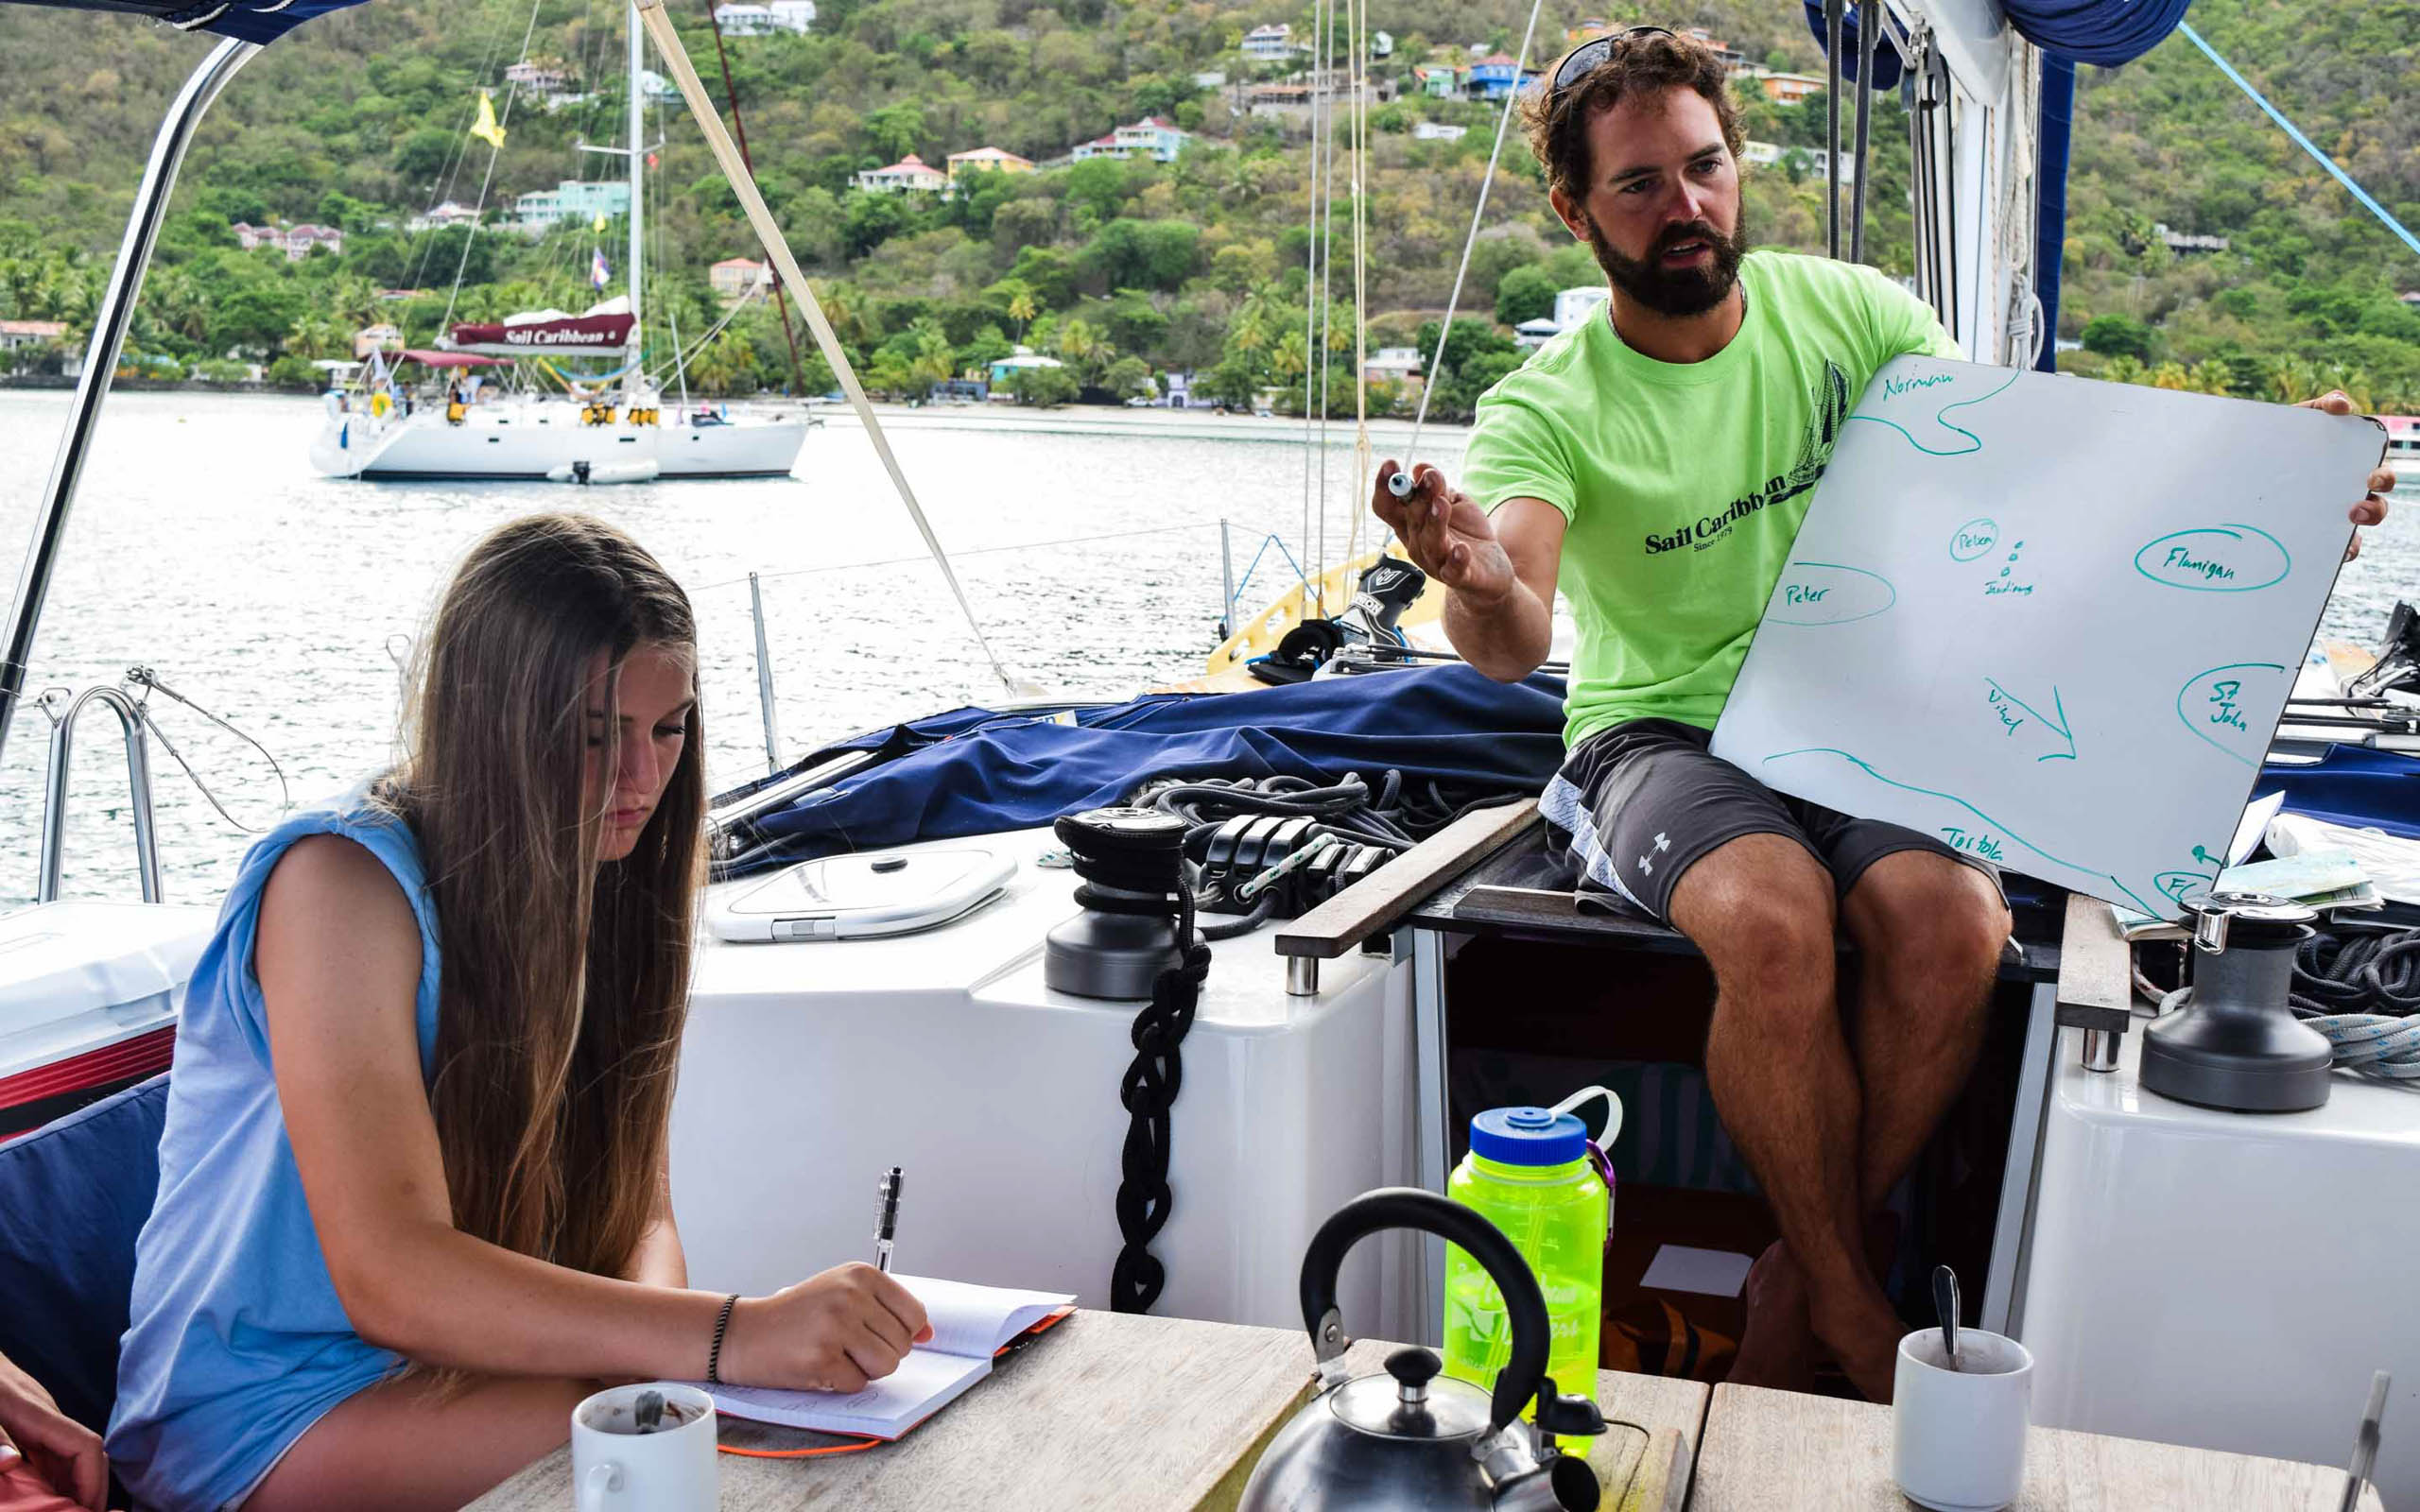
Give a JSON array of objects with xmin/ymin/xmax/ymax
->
[
  {"xmin": 708, "ymin": 1351, "xmax": 987, "ymax": 1438},
  {"xmin": 700, "ymin": 1275, "xmax": 1075, "ymax": 1438},
  {"xmin": 899, "ymin": 1276, "xmax": 1075, "ymax": 1357}
]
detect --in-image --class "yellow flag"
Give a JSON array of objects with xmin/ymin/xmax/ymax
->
[
  {"xmin": 471, "ymin": 89, "xmax": 507, "ymax": 149},
  {"xmin": 593, "ymin": 213, "xmax": 609, "ymax": 232}
]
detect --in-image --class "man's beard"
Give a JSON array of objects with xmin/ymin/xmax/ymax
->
[{"xmin": 1585, "ymin": 211, "xmax": 1749, "ymax": 318}]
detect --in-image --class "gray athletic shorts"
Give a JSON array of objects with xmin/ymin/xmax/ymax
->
[{"xmin": 1540, "ymin": 718, "xmax": 2003, "ymax": 923}]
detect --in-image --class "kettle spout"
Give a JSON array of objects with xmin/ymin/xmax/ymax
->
[{"xmin": 1492, "ymin": 1455, "xmax": 1599, "ymax": 1512}]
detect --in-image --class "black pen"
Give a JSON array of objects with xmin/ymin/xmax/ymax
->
[{"xmin": 873, "ymin": 1166, "xmax": 903, "ymax": 1274}]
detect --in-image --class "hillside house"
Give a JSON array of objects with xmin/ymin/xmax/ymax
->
[
  {"xmin": 855, "ymin": 154, "xmax": 947, "ymax": 194},
  {"xmin": 1242, "ymin": 24, "xmax": 1293, "ymax": 60},
  {"xmin": 1070, "ymin": 118, "xmax": 1192, "ymax": 163},
  {"xmin": 710, "ymin": 258, "xmax": 772, "ymax": 301},
  {"xmin": 946, "ymin": 146, "xmax": 1036, "ymax": 184},
  {"xmin": 232, "ymin": 221, "xmax": 344, "ymax": 261}
]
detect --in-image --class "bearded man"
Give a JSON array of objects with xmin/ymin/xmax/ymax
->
[{"xmin": 1372, "ymin": 27, "xmax": 2394, "ymax": 1401}]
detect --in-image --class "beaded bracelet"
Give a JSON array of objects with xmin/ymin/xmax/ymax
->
[{"xmin": 707, "ymin": 1293, "xmax": 740, "ymax": 1384}]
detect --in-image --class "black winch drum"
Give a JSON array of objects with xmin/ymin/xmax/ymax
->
[{"xmin": 2139, "ymin": 889, "xmax": 2335, "ymax": 1113}]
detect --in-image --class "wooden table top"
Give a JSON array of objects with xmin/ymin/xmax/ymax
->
[
  {"xmin": 464, "ymin": 1309, "xmax": 1711, "ymax": 1512},
  {"xmin": 1686, "ymin": 1383, "xmax": 2383, "ymax": 1512}
]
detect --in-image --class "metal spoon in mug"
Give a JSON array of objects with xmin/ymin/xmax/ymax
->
[
  {"xmin": 1932, "ymin": 1265, "xmax": 1962, "ymax": 1372},
  {"xmin": 635, "ymin": 1388, "xmax": 666, "ymax": 1435}
]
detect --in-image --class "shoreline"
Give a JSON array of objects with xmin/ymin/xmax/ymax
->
[{"xmin": 0, "ymin": 385, "xmax": 1474, "ymax": 449}]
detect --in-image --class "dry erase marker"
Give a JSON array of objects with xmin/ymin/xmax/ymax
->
[{"xmin": 873, "ymin": 1166, "xmax": 903, "ymax": 1273}]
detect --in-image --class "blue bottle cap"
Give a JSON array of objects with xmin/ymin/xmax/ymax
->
[{"xmin": 1467, "ymin": 1106, "xmax": 1588, "ymax": 1167}]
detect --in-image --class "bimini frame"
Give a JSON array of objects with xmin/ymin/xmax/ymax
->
[{"xmin": 0, "ymin": 37, "xmax": 259, "ymax": 773}]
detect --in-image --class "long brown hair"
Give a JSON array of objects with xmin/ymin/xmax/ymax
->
[{"xmin": 378, "ymin": 512, "xmax": 705, "ymax": 1280}]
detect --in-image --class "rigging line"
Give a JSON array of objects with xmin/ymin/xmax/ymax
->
[
  {"xmin": 1388, "ymin": 0, "xmax": 1547, "ymax": 511},
  {"xmin": 1313, "ymin": 0, "xmax": 1336, "ymax": 615},
  {"xmin": 400, "ymin": 0, "xmax": 524, "ymax": 293},
  {"xmin": 437, "ymin": 0, "xmax": 548, "ymax": 337},
  {"xmin": 694, "ymin": 522, "xmax": 1221, "ymax": 592},
  {"xmin": 2177, "ymin": 22, "xmax": 2420, "ymax": 263},
  {"xmin": 1342, "ymin": 0, "xmax": 1370, "ymax": 574},
  {"xmin": 1298, "ymin": 0, "xmax": 1322, "ymax": 585},
  {"xmin": 633, "ymin": 0, "xmax": 1033, "ymax": 698},
  {"xmin": 699, "ymin": 0, "xmax": 807, "ymax": 393},
  {"xmin": 656, "ymin": 277, "xmax": 763, "ymax": 390}
]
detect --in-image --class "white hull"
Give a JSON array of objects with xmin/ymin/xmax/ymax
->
[{"xmin": 311, "ymin": 399, "xmax": 807, "ymax": 480}]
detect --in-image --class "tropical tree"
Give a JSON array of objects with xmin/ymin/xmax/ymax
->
[
  {"xmin": 2102, "ymin": 354, "xmax": 2149, "ymax": 387},
  {"xmin": 1270, "ymin": 327, "xmax": 1308, "ymax": 385},
  {"xmin": 2151, "ymin": 362, "xmax": 2190, "ymax": 391},
  {"xmin": 2187, "ymin": 360, "xmax": 2232, "ymax": 396},
  {"xmin": 1049, "ymin": 316, "xmax": 1115, "ymax": 385}
]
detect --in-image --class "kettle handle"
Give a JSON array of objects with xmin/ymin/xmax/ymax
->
[{"xmin": 1297, "ymin": 1187, "xmax": 1549, "ymax": 1435}]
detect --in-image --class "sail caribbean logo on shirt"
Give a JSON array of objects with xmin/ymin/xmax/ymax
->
[{"xmin": 1643, "ymin": 362, "xmax": 1849, "ymax": 556}]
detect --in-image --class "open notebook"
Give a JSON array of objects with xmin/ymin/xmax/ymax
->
[{"xmin": 701, "ymin": 1276, "xmax": 1074, "ymax": 1440}]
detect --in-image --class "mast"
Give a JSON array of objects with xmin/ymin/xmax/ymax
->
[{"xmin": 626, "ymin": 0, "xmax": 645, "ymax": 395}]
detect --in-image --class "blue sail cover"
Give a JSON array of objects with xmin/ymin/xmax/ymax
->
[
  {"xmin": 725, "ymin": 665, "xmax": 1570, "ymax": 875},
  {"xmin": 0, "ymin": 0, "xmax": 373, "ymax": 45}
]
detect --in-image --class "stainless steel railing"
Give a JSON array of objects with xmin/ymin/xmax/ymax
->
[{"xmin": 38, "ymin": 685, "xmax": 164, "ymax": 904}]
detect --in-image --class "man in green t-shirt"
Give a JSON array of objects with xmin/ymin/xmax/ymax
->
[{"xmin": 1371, "ymin": 29, "xmax": 2394, "ymax": 1401}]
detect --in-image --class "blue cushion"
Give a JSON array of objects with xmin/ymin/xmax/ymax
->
[{"xmin": 0, "ymin": 1074, "xmax": 167, "ymax": 1433}]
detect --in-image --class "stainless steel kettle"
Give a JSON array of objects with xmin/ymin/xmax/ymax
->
[{"xmin": 1237, "ymin": 1188, "xmax": 1608, "ymax": 1512}]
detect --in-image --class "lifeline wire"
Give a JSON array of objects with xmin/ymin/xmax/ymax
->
[{"xmin": 634, "ymin": 0, "xmax": 1034, "ymax": 698}]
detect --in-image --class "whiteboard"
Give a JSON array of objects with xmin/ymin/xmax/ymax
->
[{"xmin": 1709, "ymin": 356, "xmax": 2384, "ymax": 919}]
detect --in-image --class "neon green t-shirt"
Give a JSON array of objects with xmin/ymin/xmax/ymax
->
[{"xmin": 1462, "ymin": 249, "xmax": 1959, "ymax": 747}]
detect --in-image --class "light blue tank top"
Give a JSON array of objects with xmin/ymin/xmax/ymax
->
[{"xmin": 108, "ymin": 798, "xmax": 442, "ymax": 1512}]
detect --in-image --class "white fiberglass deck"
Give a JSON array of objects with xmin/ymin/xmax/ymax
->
[
  {"xmin": 2022, "ymin": 1023, "xmax": 2420, "ymax": 1507},
  {"xmin": 668, "ymin": 826, "xmax": 1425, "ymax": 1341}
]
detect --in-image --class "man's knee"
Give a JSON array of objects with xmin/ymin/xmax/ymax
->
[
  {"xmin": 1849, "ymin": 855, "xmax": 2009, "ymax": 991},
  {"xmin": 1675, "ymin": 835, "xmax": 1839, "ymax": 1006}
]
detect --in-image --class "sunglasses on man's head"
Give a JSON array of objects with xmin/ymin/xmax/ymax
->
[{"xmin": 1549, "ymin": 25, "xmax": 1679, "ymax": 95}]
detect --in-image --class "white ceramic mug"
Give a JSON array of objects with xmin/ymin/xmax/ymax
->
[
  {"xmin": 1892, "ymin": 1327, "xmax": 2032, "ymax": 1511},
  {"xmin": 571, "ymin": 1383, "xmax": 719, "ymax": 1512}
]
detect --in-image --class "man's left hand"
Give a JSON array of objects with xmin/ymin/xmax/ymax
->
[{"xmin": 2297, "ymin": 390, "xmax": 2394, "ymax": 561}]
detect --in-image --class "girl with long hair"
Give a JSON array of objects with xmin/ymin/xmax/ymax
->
[{"xmin": 109, "ymin": 514, "xmax": 927, "ymax": 1511}]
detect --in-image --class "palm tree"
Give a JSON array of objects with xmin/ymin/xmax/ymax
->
[
  {"xmin": 2103, "ymin": 355, "xmax": 2148, "ymax": 386},
  {"xmin": 1270, "ymin": 327, "xmax": 1308, "ymax": 384},
  {"xmin": 1002, "ymin": 281, "xmax": 1039, "ymax": 335},
  {"xmin": 2187, "ymin": 360, "xmax": 2232, "ymax": 396},
  {"xmin": 2151, "ymin": 362, "xmax": 2190, "ymax": 391},
  {"xmin": 1051, "ymin": 317, "xmax": 1113, "ymax": 383},
  {"xmin": 2271, "ymin": 356, "xmax": 2324, "ymax": 404}
]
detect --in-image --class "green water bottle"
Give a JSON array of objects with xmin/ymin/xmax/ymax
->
[{"xmin": 1441, "ymin": 1092, "xmax": 1616, "ymax": 1444}]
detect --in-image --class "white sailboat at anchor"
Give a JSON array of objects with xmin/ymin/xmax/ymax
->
[{"xmin": 307, "ymin": 3, "xmax": 810, "ymax": 481}]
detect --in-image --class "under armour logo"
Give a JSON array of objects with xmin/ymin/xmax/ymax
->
[{"xmin": 1638, "ymin": 833, "xmax": 1671, "ymax": 877}]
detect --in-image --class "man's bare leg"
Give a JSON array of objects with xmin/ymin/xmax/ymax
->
[
  {"xmin": 1840, "ymin": 851, "xmax": 2009, "ymax": 1211},
  {"xmin": 1669, "ymin": 833, "xmax": 1901, "ymax": 1401},
  {"xmin": 1737, "ymin": 854, "xmax": 2007, "ymax": 1391}
]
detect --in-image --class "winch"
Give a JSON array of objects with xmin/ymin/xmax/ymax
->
[{"xmin": 2139, "ymin": 888, "xmax": 2336, "ymax": 1112}]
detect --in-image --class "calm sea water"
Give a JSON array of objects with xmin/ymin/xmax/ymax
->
[{"xmin": 1, "ymin": 390, "xmax": 2411, "ymax": 909}]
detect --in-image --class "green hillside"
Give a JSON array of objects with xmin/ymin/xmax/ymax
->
[{"xmin": 0, "ymin": 0, "xmax": 2411, "ymax": 409}]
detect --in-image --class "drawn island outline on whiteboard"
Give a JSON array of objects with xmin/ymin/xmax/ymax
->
[{"xmin": 1709, "ymin": 353, "xmax": 2383, "ymax": 919}]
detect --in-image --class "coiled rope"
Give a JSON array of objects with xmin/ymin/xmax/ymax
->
[
  {"xmin": 1053, "ymin": 812, "xmax": 1211, "ymax": 1314},
  {"xmin": 1138, "ymin": 769, "xmax": 1510, "ymax": 860},
  {"xmin": 2288, "ymin": 925, "xmax": 2420, "ymax": 1082}
]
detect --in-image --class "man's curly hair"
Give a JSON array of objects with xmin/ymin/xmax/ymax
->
[{"xmin": 1521, "ymin": 29, "xmax": 1746, "ymax": 205}]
